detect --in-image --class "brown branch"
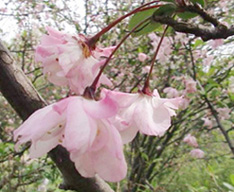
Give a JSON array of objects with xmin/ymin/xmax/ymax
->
[
  {"xmin": 184, "ymin": 4, "xmax": 221, "ymax": 27},
  {"xmin": 0, "ymin": 40, "xmax": 114, "ymax": 192},
  {"xmin": 152, "ymin": 16, "xmax": 234, "ymax": 41}
]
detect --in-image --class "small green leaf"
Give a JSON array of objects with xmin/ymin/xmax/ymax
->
[
  {"xmin": 177, "ymin": 11, "xmax": 198, "ymax": 19},
  {"xmin": 229, "ymin": 93, "xmax": 234, "ymax": 102},
  {"xmin": 128, "ymin": 4, "xmax": 176, "ymax": 37},
  {"xmin": 210, "ymin": 88, "xmax": 220, "ymax": 97},
  {"xmin": 230, "ymin": 174, "xmax": 234, "ymax": 185},
  {"xmin": 154, "ymin": 4, "xmax": 177, "ymax": 17},
  {"xmin": 190, "ymin": 0, "xmax": 205, "ymax": 7},
  {"xmin": 207, "ymin": 66, "xmax": 216, "ymax": 76},
  {"xmin": 193, "ymin": 39, "xmax": 204, "ymax": 47},
  {"xmin": 128, "ymin": 8, "xmax": 159, "ymax": 37}
]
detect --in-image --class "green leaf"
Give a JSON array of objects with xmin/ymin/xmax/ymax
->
[
  {"xmin": 177, "ymin": 12, "xmax": 198, "ymax": 19},
  {"xmin": 207, "ymin": 66, "xmax": 216, "ymax": 76},
  {"xmin": 128, "ymin": 8, "xmax": 159, "ymax": 37},
  {"xmin": 193, "ymin": 39, "xmax": 204, "ymax": 48},
  {"xmin": 190, "ymin": 0, "xmax": 205, "ymax": 7},
  {"xmin": 210, "ymin": 88, "xmax": 220, "ymax": 97},
  {"xmin": 230, "ymin": 174, "xmax": 234, "ymax": 185},
  {"xmin": 154, "ymin": 4, "xmax": 177, "ymax": 17},
  {"xmin": 229, "ymin": 93, "xmax": 234, "ymax": 102},
  {"xmin": 128, "ymin": 4, "xmax": 176, "ymax": 37}
]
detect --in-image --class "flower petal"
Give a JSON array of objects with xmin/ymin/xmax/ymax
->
[
  {"xmin": 134, "ymin": 98, "xmax": 171, "ymax": 136},
  {"xmin": 92, "ymin": 124, "xmax": 127, "ymax": 182},
  {"xmin": 14, "ymin": 105, "xmax": 64, "ymax": 143},
  {"xmin": 29, "ymin": 129, "xmax": 63, "ymax": 158},
  {"xmin": 64, "ymin": 99, "xmax": 94, "ymax": 153},
  {"xmin": 72, "ymin": 153, "xmax": 96, "ymax": 178},
  {"xmin": 83, "ymin": 93, "xmax": 118, "ymax": 119},
  {"xmin": 101, "ymin": 89, "xmax": 138, "ymax": 108}
]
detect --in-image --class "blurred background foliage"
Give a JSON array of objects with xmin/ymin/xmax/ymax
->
[{"xmin": 0, "ymin": 0, "xmax": 233, "ymax": 191}]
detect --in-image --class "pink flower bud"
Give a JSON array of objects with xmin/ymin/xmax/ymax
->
[
  {"xmin": 185, "ymin": 78, "xmax": 197, "ymax": 93},
  {"xmin": 209, "ymin": 39, "xmax": 224, "ymax": 49},
  {"xmin": 190, "ymin": 149, "xmax": 205, "ymax": 159},
  {"xmin": 217, "ymin": 107, "xmax": 231, "ymax": 120},
  {"xmin": 183, "ymin": 134, "xmax": 198, "ymax": 147},
  {"xmin": 138, "ymin": 53, "xmax": 148, "ymax": 62},
  {"xmin": 202, "ymin": 117, "xmax": 213, "ymax": 129},
  {"xmin": 163, "ymin": 87, "xmax": 180, "ymax": 98}
]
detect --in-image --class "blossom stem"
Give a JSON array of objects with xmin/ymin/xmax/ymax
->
[
  {"xmin": 142, "ymin": 25, "xmax": 169, "ymax": 95},
  {"xmin": 87, "ymin": 1, "xmax": 161, "ymax": 48},
  {"xmin": 89, "ymin": 16, "xmax": 153, "ymax": 92}
]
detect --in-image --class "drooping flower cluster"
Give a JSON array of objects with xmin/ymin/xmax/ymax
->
[
  {"xmin": 35, "ymin": 27, "xmax": 113, "ymax": 95},
  {"xmin": 14, "ymin": 27, "xmax": 182, "ymax": 182},
  {"xmin": 14, "ymin": 94, "xmax": 127, "ymax": 182},
  {"xmin": 14, "ymin": 88, "xmax": 181, "ymax": 181}
]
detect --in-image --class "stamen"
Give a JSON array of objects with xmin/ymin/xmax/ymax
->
[{"xmin": 80, "ymin": 41, "xmax": 91, "ymax": 58}]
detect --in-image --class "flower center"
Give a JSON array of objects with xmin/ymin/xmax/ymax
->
[{"xmin": 80, "ymin": 41, "xmax": 91, "ymax": 58}]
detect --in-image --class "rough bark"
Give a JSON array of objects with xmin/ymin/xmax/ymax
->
[
  {"xmin": 152, "ymin": 15, "xmax": 234, "ymax": 41},
  {"xmin": 0, "ymin": 40, "xmax": 114, "ymax": 192}
]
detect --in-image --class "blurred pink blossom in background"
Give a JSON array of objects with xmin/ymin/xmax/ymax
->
[
  {"xmin": 138, "ymin": 52, "xmax": 148, "ymax": 62},
  {"xmin": 163, "ymin": 87, "xmax": 180, "ymax": 98},
  {"xmin": 202, "ymin": 117, "xmax": 213, "ymax": 129},
  {"xmin": 190, "ymin": 149, "xmax": 205, "ymax": 158},
  {"xmin": 217, "ymin": 107, "xmax": 231, "ymax": 120},
  {"xmin": 183, "ymin": 134, "xmax": 198, "ymax": 147},
  {"xmin": 185, "ymin": 78, "xmax": 197, "ymax": 93}
]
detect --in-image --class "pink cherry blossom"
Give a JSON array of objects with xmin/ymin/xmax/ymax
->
[
  {"xmin": 190, "ymin": 149, "xmax": 205, "ymax": 159},
  {"xmin": 101, "ymin": 89, "xmax": 181, "ymax": 143},
  {"xmin": 35, "ymin": 27, "xmax": 112, "ymax": 94},
  {"xmin": 217, "ymin": 107, "xmax": 231, "ymax": 120},
  {"xmin": 183, "ymin": 134, "xmax": 198, "ymax": 147},
  {"xmin": 185, "ymin": 78, "xmax": 197, "ymax": 93},
  {"xmin": 202, "ymin": 54, "xmax": 214, "ymax": 67},
  {"xmin": 163, "ymin": 87, "xmax": 180, "ymax": 98},
  {"xmin": 148, "ymin": 33, "xmax": 158, "ymax": 41},
  {"xmin": 202, "ymin": 117, "xmax": 213, "ymax": 129},
  {"xmin": 209, "ymin": 39, "xmax": 224, "ymax": 49},
  {"xmin": 179, "ymin": 97, "xmax": 190, "ymax": 109},
  {"xmin": 148, "ymin": 33, "xmax": 172, "ymax": 63},
  {"xmin": 138, "ymin": 53, "xmax": 148, "ymax": 62},
  {"xmin": 14, "ymin": 94, "xmax": 127, "ymax": 182},
  {"xmin": 142, "ymin": 66, "xmax": 151, "ymax": 74}
]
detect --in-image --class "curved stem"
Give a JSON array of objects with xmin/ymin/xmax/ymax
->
[
  {"xmin": 142, "ymin": 25, "xmax": 169, "ymax": 94},
  {"xmin": 89, "ymin": 16, "xmax": 152, "ymax": 92},
  {"xmin": 87, "ymin": 1, "xmax": 161, "ymax": 47}
]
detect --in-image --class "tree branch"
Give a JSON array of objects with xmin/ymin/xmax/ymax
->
[
  {"xmin": 184, "ymin": 4, "xmax": 221, "ymax": 27},
  {"xmin": 152, "ymin": 16, "xmax": 234, "ymax": 41},
  {"xmin": 0, "ymin": 40, "xmax": 114, "ymax": 192}
]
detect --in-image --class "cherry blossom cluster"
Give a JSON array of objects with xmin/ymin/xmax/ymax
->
[
  {"xmin": 14, "ymin": 27, "xmax": 182, "ymax": 182},
  {"xmin": 183, "ymin": 134, "xmax": 205, "ymax": 158}
]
